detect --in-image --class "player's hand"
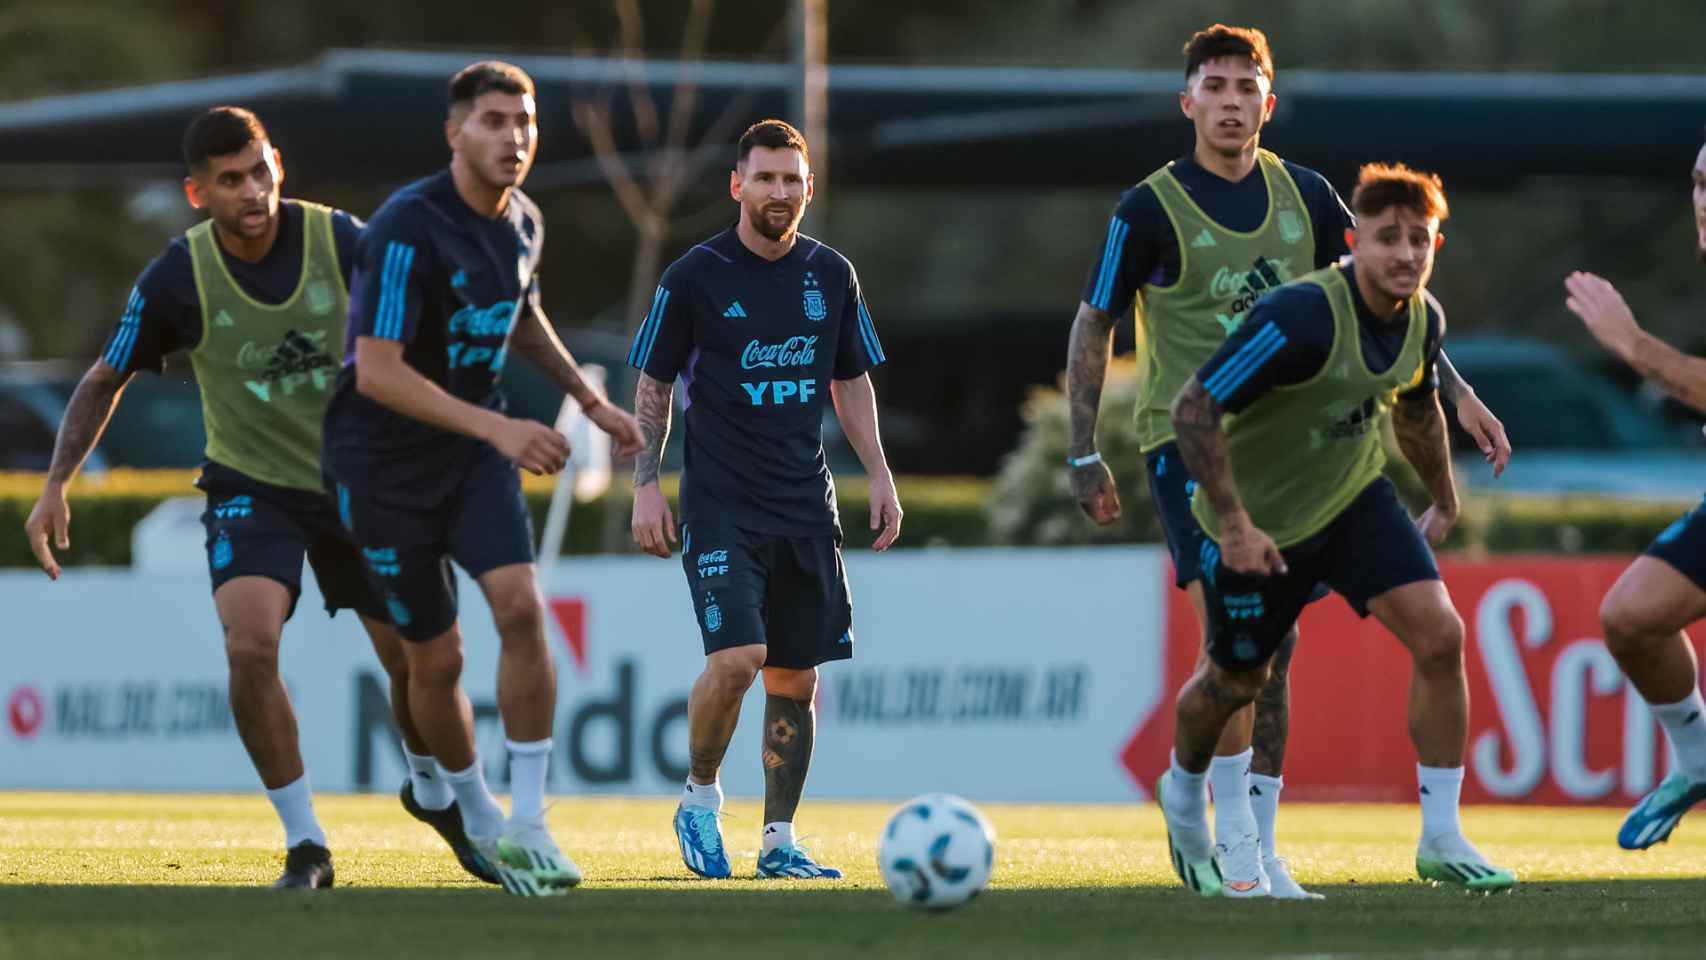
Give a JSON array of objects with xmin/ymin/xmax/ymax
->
[
  {"xmin": 1452, "ymin": 391, "xmax": 1511, "ymax": 478},
  {"xmin": 1070, "ymin": 459, "xmax": 1122, "ymax": 526},
  {"xmin": 1220, "ymin": 518, "xmax": 1286, "ymax": 577},
  {"xmin": 585, "ymin": 399, "xmax": 645, "ymax": 459},
  {"xmin": 24, "ymin": 485, "xmax": 70, "ymax": 580},
  {"xmin": 631, "ymin": 481, "xmax": 676, "ymax": 558},
  {"xmin": 1416, "ymin": 502, "xmax": 1459, "ymax": 546},
  {"xmin": 1565, "ymin": 271, "xmax": 1641, "ymax": 363},
  {"xmin": 869, "ymin": 472, "xmax": 904, "ymax": 552},
  {"xmin": 491, "ymin": 417, "xmax": 570, "ymax": 475}
]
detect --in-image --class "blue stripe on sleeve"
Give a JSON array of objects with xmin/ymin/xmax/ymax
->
[
  {"xmin": 1092, "ymin": 216, "xmax": 1129, "ymax": 310},
  {"xmin": 375, "ymin": 242, "xmax": 415, "ymax": 340},
  {"xmin": 1204, "ymin": 326, "xmax": 1288, "ymax": 402},
  {"xmin": 105, "ymin": 288, "xmax": 144, "ymax": 369},
  {"xmin": 857, "ymin": 300, "xmax": 885, "ymax": 365},
  {"xmin": 629, "ymin": 286, "xmax": 669, "ymax": 369}
]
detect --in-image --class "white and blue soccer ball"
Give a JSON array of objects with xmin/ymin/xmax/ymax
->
[{"xmin": 877, "ymin": 793, "xmax": 996, "ymax": 909}]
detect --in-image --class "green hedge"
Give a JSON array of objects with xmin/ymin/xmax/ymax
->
[
  {"xmin": 0, "ymin": 474, "xmax": 992, "ymax": 569},
  {"xmin": 0, "ymin": 471, "xmax": 1695, "ymax": 569}
]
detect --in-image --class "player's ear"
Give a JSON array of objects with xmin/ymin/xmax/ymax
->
[
  {"xmin": 269, "ymin": 145, "xmax": 285, "ymax": 189},
  {"xmin": 183, "ymin": 174, "xmax": 204, "ymax": 211},
  {"xmin": 1344, "ymin": 227, "xmax": 1356, "ymax": 251},
  {"xmin": 1433, "ymin": 232, "xmax": 1446, "ymax": 252},
  {"xmin": 729, "ymin": 168, "xmax": 742, "ymax": 202},
  {"xmin": 802, "ymin": 171, "xmax": 815, "ymax": 206},
  {"xmin": 1177, "ymin": 89, "xmax": 1192, "ymax": 120},
  {"xmin": 444, "ymin": 115, "xmax": 461, "ymax": 153},
  {"xmin": 1262, "ymin": 91, "xmax": 1277, "ymax": 122}
]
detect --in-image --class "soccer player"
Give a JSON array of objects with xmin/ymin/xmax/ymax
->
[
  {"xmin": 1063, "ymin": 24, "xmax": 1510, "ymax": 897},
  {"xmin": 323, "ymin": 62, "xmax": 644, "ymax": 897},
  {"xmin": 1157, "ymin": 162, "xmax": 1515, "ymax": 894},
  {"xmin": 628, "ymin": 119, "xmax": 901, "ymax": 880},
  {"xmin": 1564, "ymin": 130, "xmax": 1706, "ymax": 851},
  {"xmin": 20, "ymin": 107, "xmax": 495, "ymax": 890}
]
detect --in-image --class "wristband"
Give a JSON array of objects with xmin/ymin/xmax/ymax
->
[{"xmin": 1067, "ymin": 452, "xmax": 1103, "ymax": 468}]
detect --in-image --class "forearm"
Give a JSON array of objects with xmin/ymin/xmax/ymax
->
[
  {"xmin": 1628, "ymin": 330, "xmax": 1706, "ymax": 413},
  {"xmin": 355, "ymin": 347, "xmax": 505, "ymax": 442},
  {"xmin": 1392, "ymin": 394, "xmax": 1459, "ymax": 510},
  {"xmin": 830, "ymin": 375, "xmax": 893, "ymax": 481},
  {"xmin": 1436, "ymin": 350, "xmax": 1471, "ymax": 406},
  {"xmin": 1170, "ymin": 378, "xmax": 1246, "ymax": 523},
  {"xmin": 632, "ymin": 373, "xmax": 673, "ymax": 487},
  {"xmin": 511, "ymin": 311, "xmax": 603, "ymax": 408},
  {"xmin": 46, "ymin": 362, "xmax": 130, "ymax": 487},
  {"xmin": 1065, "ymin": 302, "xmax": 1117, "ymax": 458}
]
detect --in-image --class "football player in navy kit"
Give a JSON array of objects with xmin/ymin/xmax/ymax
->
[
  {"xmin": 324, "ymin": 61, "xmax": 643, "ymax": 897},
  {"xmin": 628, "ymin": 120, "xmax": 901, "ymax": 880}
]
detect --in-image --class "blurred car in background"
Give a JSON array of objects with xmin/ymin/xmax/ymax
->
[
  {"xmin": 0, "ymin": 362, "xmax": 206, "ymax": 472},
  {"xmin": 1444, "ymin": 336, "xmax": 1706, "ymax": 498}
]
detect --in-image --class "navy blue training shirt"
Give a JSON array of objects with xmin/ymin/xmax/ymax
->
[
  {"xmin": 1196, "ymin": 263, "xmax": 1443, "ymax": 415},
  {"xmin": 629, "ymin": 227, "xmax": 884, "ymax": 537},
  {"xmin": 325, "ymin": 170, "xmax": 544, "ymax": 490},
  {"xmin": 1080, "ymin": 155, "xmax": 1354, "ymax": 316},
  {"xmin": 99, "ymin": 201, "xmax": 361, "ymax": 375}
]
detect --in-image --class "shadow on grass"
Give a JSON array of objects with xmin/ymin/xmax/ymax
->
[{"xmin": 3, "ymin": 880, "xmax": 1705, "ymax": 960}]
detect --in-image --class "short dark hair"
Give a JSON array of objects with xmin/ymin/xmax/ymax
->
[
  {"xmin": 1182, "ymin": 24, "xmax": 1274, "ymax": 86},
  {"xmin": 182, "ymin": 106, "xmax": 268, "ymax": 171},
  {"xmin": 736, "ymin": 119, "xmax": 809, "ymax": 168},
  {"xmin": 448, "ymin": 60, "xmax": 536, "ymax": 112},
  {"xmin": 1351, "ymin": 162, "xmax": 1450, "ymax": 222}
]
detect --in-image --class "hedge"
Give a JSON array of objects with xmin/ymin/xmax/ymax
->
[{"xmin": 0, "ymin": 470, "xmax": 1695, "ymax": 569}]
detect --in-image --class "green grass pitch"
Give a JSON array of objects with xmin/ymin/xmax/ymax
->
[{"xmin": 2, "ymin": 792, "xmax": 1703, "ymax": 958}]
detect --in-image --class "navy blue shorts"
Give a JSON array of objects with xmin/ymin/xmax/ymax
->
[
  {"xmin": 679, "ymin": 517, "xmax": 854, "ymax": 670},
  {"xmin": 198, "ymin": 461, "xmax": 386, "ymax": 623},
  {"xmin": 332, "ymin": 440, "xmax": 534, "ymax": 642},
  {"xmin": 1146, "ymin": 443, "xmax": 1206, "ymax": 588},
  {"xmin": 1197, "ymin": 477, "xmax": 1441, "ymax": 671},
  {"xmin": 1646, "ymin": 495, "xmax": 1706, "ymax": 592}
]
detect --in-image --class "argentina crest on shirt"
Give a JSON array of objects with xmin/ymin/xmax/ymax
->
[{"xmin": 802, "ymin": 269, "xmax": 827, "ymax": 321}]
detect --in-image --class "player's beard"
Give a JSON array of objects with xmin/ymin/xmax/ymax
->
[{"xmin": 749, "ymin": 200, "xmax": 803, "ymax": 242}]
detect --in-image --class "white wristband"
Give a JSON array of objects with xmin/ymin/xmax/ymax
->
[{"xmin": 1067, "ymin": 452, "xmax": 1103, "ymax": 468}]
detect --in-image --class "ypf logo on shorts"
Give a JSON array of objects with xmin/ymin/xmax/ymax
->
[
  {"xmin": 697, "ymin": 549, "xmax": 729, "ymax": 580},
  {"xmin": 8, "ymin": 685, "xmax": 45, "ymax": 739}
]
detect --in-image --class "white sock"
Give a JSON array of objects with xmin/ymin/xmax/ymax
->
[
  {"xmin": 1165, "ymin": 750, "xmax": 1209, "ymax": 821},
  {"xmin": 1650, "ymin": 689, "xmax": 1706, "ymax": 782},
  {"xmin": 265, "ymin": 774, "xmax": 327, "ymax": 849},
  {"xmin": 1249, "ymin": 773, "xmax": 1283, "ymax": 859},
  {"xmin": 405, "ymin": 748, "xmax": 454, "ymax": 811},
  {"xmin": 682, "ymin": 778, "xmax": 724, "ymax": 811},
  {"xmin": 506, "ymin": 738, "xmax": 552, "ymax": 824},
  {"xmin": 762, "ymin": 821, "xmax": 795, "ymax": 853},
  {"xmin": 1208, "ymin": 749, "xmax": 1258, "ymax": 843},
  {"xmin": 1417, "ymin": 764, "xmax": 1465, "ymax": 840},
  {"xmin": 444, "ymin": 760, "xmax": 506, "ymax": 841}
]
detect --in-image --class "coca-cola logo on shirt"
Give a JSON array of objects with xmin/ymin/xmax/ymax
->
[{"xmin": 740, "ymin": 336, "xmax": 818, "ymax": 370}]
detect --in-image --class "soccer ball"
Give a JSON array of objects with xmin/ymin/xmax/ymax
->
[{"xmin": 877, "ymin": 793, "xmax": 995, "ymax": 909}]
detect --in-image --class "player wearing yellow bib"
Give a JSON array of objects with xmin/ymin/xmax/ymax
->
[
  {"xmin": 1161, "ymin": 163, "xmax": 1515, "ymax": 893},
  {"xmin": 22, "ymin": 108, "xmax": 497, "ymax": 890},
  {"xmin": 1063, "ymin": 24, "xmax": 1510, "ymax": 898}
]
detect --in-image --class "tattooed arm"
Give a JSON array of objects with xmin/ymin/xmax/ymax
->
[
  {"xmin": 1171, "ymin": 377, "xmax": 1285, "ymax": 576},
  {"xmin": 630, "ymin": 372, "xmax": 677, "ymax": 557},
  {"xmin": 1392, "ymin": 388, "xmax": 1460, "ymax": 546},
  {"xmin": 1065, "ymin": 301, "xmax": 1122, "ymax": 525},
  {"xmin": 23, "ymin": 360, "xmax": 132, "ymax": 579},
  {"xmin": 1437, "ymin": 350, "xmax": 1510, "ymax": 477},
  {"xmin": 1566, "ymin": 271, "xmax": 1706, "ymax": 413}
]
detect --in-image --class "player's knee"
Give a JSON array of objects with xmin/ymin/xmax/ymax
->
[
  {"xmin": 1409, "ymin": 610, "xmax": 1466, "ymax": 676},
  {"xmin": 764, "ymin": 666, "xmax": 817, "ymax": 701},
  {"xmin": 1200, "ymin": 661, "xmax": 1266, "ymax": 706},
  {"xmin": 222, "ymin": 623, "xmax": 281, "ymax": 679},
  {"xmin": 409, "ymin": 638, "xmax": 465, "ymax": 688},
  {"xmin": 488, "ymin": 588, "xmax": 546, "ymax": 643},
  {"xmin": 706, "ymin": 646, "xmax": 765, "ymax": 692},
  {"xmin": 1600, "ymin": 588, "xmax": 1658, "ymax": 657}
]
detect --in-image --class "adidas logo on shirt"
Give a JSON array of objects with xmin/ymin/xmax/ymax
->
[
  {"xmin": 723, "ymin": 301, "xmax": 748, "ymax": 318},
  {"xmin": 1190, "ymin": 229, "xmax": 1217, "ymax": 249}
]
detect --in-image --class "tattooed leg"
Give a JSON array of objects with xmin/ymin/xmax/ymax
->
[
  {"xmin": 1175, "ymin": 659, "xmax": 1270, "ymax": 773},
  {"xmin": 686, "ymin": 646, "xmax": 764, "ymax": 783},
  {"xmin": 1250, "ymin": 626, "xmax": 1297, "ymax": 777},
  {"xmin": 761, "ymin": 694, "xmax": 815, "ymax": 825}
]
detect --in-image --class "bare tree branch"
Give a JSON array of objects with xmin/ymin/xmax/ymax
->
[
  {"xmin": 615, "ymin": 0, "xmax": 659, "ymax": 143},
  {"xmin": 572, "ymin": 99, "xmax": 653, "ymax": 228}
]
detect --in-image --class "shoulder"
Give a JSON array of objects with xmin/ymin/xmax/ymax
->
[
  {"xmin": 134, "ymin": 237, "xmax": 194, "ymax": 298},
  {"xmin": 661, "ymin": 231, "xmax": 735, "ymax": 286},
  {"xmin": 1278, "ymin": 160, "xmax": 1340, "ymax": 201},
  {"xmin": 1255, "ymin": 278, "xmax": 1332, "ymax": 317},
  {"xmin": 509, "ymin": 188, "xmax": 544, "ymax": 243},
  {"xmin": 798, "ymin": 234, "xmax": 855, "ymax": 280},
  {"xmin": 1112, "ymin": 181, "xmax": 1164, "ymax": 223},
  {"xmin": 367, "ymin": 176, "xmax": 449, "ymax": 234},
  {"xmin": 1422, "ymin": 289, "xmax": 1446, "ymax": 337}
]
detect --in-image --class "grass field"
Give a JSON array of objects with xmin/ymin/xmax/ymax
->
[{"xmin": 2, "ymin": 793, "xmax": 1704, "ymax": 959}]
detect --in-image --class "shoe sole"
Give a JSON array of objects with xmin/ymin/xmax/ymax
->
[
  {"xmin": 1155, "ymin": 773, "xmax": 1223, "ymax": 897},
  {"xmin": 399, "ymin": 782, "xmax": 502, "ymax": 885},
  {"xmin": 1416, "ymin": 858, "xmax": 1516, "ymax": 890}
]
